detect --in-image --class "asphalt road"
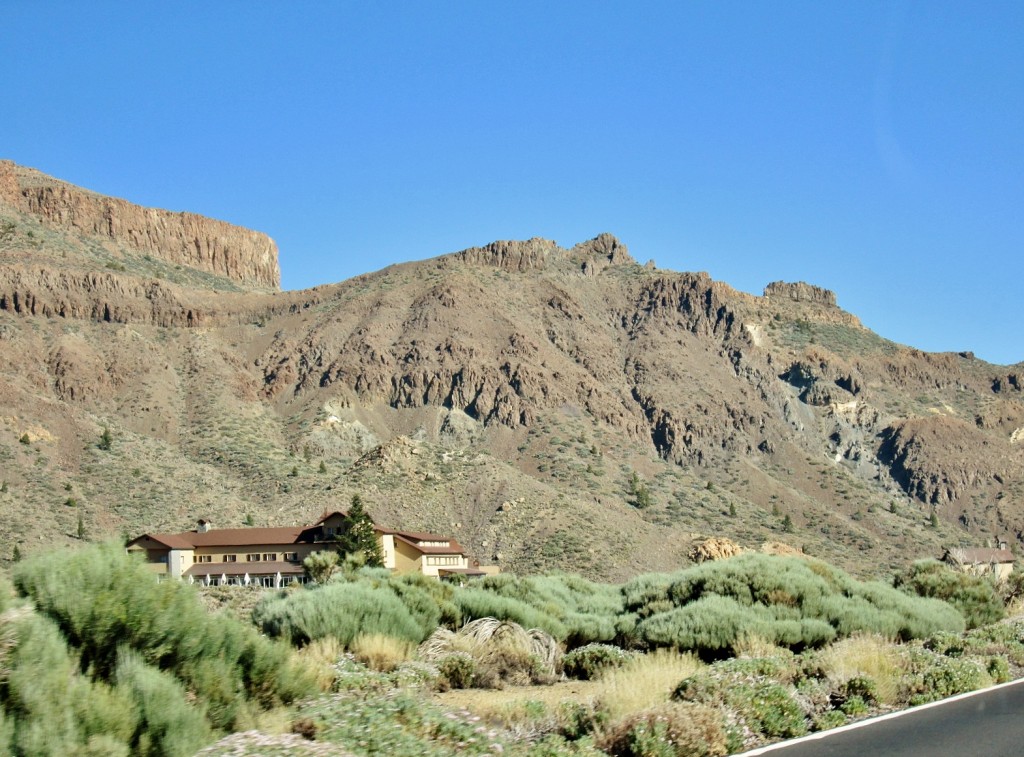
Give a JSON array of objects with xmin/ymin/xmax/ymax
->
[{"xmin": 739, "ymin": 679, "xmax": 1024, "ymax": 757}]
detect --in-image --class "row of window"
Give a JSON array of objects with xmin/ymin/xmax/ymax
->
[
  {"xmin": 199, "ymin": 575, "xmax": 311, "ymax": 588},
  {"xmin": 194, "ymin": 552, "xmax": 300, "ymax": 564},
  {"xmin": 425, "ymin": 556, "xmax": 462, "ymax": 566}
]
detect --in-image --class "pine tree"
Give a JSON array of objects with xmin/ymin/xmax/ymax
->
[
  {"xmin": 340, "ymin": 494, "xmax": 384, "ymax": 567},
  {"xmin": 98, "ymin": 427, "xmax": 112, "ymax": 451}
]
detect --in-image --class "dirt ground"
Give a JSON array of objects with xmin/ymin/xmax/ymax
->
[{"xmin": 431, "ymin": 679, "xmax": 602, "ymax": 713}]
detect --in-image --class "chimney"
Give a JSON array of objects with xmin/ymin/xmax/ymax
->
[
  {"xmin": 999, "ymin": 540, "xmax": 1008, "ymax": 551},
  {"xmin": 197, "ymin": 518, "xmax": 211, "ymax": 533}
]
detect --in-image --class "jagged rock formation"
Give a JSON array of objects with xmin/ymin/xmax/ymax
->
[
  {"xmin": 764, "ymin": 280, "xmax": 838, "ymax": 306},
  {"xmin": 0, "ymin": 160, "xmax": 279, "ymax": 289},
  {"xmin": 878, "ymin": 416, "xmax": 1022, "ymax": 506}
]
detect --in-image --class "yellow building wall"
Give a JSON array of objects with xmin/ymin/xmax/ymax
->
[{"xmin": 393, "ymin": 540, "xmax": 423, "ymax": 574}]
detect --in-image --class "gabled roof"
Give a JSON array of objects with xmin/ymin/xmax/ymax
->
[
  {"xmin": 394, "ymin": 530, "xmax": 452, "ymax": 541},
  {"xmin": 128, "ymin": 533, "xmax": 195, "ymax": 550},
  {"xmin": 128, "ymin": 513, "xmax": 467, "ymax": 557},
  {"xmin": 130, "ymin": 526, "xmax": 318, "ymax": 550},
  {"xmin": 391, "ymin": 531, "xmax": 466, "ymax": 555},
  {"xmin": 947, "ymin": 547, "xmax": 1015, "ymax": 565},
  {"xmin": 313, "ymin": 510, "xmax": 350, "ymax": 525}
]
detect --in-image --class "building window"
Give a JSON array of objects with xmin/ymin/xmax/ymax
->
[
  {"xmin": 263, "ymin": 553, "xmax": 278, "ymax": 562},
  {"xmin": 223, "ymin": 555, "xmax": 237, "ymax": 562},
  {"xmin": 194, "ymin": 555, "xmax": 212, "ymax": 563},
  {"xmin": 247, "ymin": 554, "xmax": 261, "ymax": 562},
  {"xmin": 428, "ymin": 553, "xmax": 460, "ymax": 565},
  {"xmin": 283, "ymin": 552, "xmax": 299, "ymax": 562},
  {"xmin": 427, "ymin": 556, "xmax": 461, "ymax": 566}
]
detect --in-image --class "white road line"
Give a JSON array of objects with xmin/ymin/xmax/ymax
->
[{"xmin": 733, "ymin": 676, "xmax": 1024, "ymax": 756}]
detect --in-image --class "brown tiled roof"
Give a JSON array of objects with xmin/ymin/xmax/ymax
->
[
  {"xmin": 437, "ymin": 568, "xmax": 487, "ymax": 576},
  {"xmin": 392, "ymin": 529, "xmax": 452, "ymax": 541},
  {"xmin": 185, "ymin": 561, "xmax": 305, "ymax": 577},
  {"xmin": 314, "ymin": 510, "xmax": 350, "ymax": 524},
  {"xmin": 131, "ymin": 516, "xmax": 468, "ymax": 558},
  {"xmin": 129, "ymin": 533, "xmax": 194, "ymax": 550},
  {"xmin": 392, "ymin": 531, "xmax": 466, "ymax": 555},
  {"xmin": 144, "ymin": 526, "xmax": 315, "ymax": 549},
  {"xmin": 948, "ymin": 548, "xmax": 1015, "ymax": 564}
]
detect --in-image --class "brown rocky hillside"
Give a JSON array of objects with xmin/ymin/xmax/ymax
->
[{"xmin": 1, "ymin": 161, "xmax": 1021, "ymax": 580}]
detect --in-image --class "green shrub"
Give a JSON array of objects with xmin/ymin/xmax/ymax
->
[
  {"xmin": 986, "ymin": 656, "xmax": 1010, "ymax": 683},
  {"xmin": 841, "ymin": 675, "xmax": 879, "ymax": 704},
  {"xmin": 675, "ymin": 674, "xmax": 807, "ymax": 740},
  {"xmin": 562, "ymin": 643, "xmax": 634, "ymax": 680},
  {"xmin": 437, "ymin": 653, "xmax": 476, "ymax": 689},
  {"xmin": 896, "ymin": 560, "xmax": 1005, "ymax": 629},
  {"xmin": 461, "ymin": 573, "xmax": 621, "ymax": 646},
  {"xmin": 904, "ymin": 648, "xmax": 991, "ymax": 705},
  {"xmin": 839, "ymin": 695, "xmax": 868, "ymax": 717},
  {"xmin": 114, "ymin": 650, "xmax": 211, "ymax": 757},
  {"xmin": 453, "ymin": 588, "xmax": 567, "ymax": 640},
  {"xmin": 813, "ymin": 710, "xmax": 847, "ymax": 731},
  {"xmin": 636, "ymin": 595, "xmax": 837, "ymax": 654},
  {"xmin": 599, "ymin": 702, "xmax": 729, "ymax": 757},
  {"xmin": 633, "ymin": 555, "xmax": 963, "ymax": 653},
  {"xmin": 2, "ymin": 612, "xmax": 89, "ymax": 756},
  {"xmin": 253, "ymin": 580, "xmax": 427, "ymax": 646},
  {"xmin": 621, "ymin": 571, "xmax": 681, "ymax": 617},
  {"xmin": 14, "ymin": 543, "xmax": 316, "ymax": 734},
  {"xmin": 557, "ymin": 700, "xmax": 605, "ymax": 741}
]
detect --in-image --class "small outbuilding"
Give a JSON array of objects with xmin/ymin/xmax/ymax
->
[{"xmin": 941, "ymin": 542, "xmax": 1016, "ymax": 582}]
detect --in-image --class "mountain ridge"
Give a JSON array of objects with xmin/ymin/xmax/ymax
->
[{"xmin": 1, "ymin": 161, "xmax": 1021, "ymax": 581}]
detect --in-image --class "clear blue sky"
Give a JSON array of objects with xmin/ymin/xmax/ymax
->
[{"xmin": 3, "ymin": 1, "xmax": 1021, "ymax": 364}]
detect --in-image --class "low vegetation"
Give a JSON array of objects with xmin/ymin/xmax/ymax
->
[
  {"xmin": 1, "ymin": 544, "xmax": 1021, "ymax": 756},
  {"xmin": 1, "ymin": 543, "xmax": 318, "ymax": 756}
]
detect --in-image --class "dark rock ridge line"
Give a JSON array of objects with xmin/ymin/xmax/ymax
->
[{"xmin": 0, "ymin": 267, "xmax": 318, "ymax": 329}]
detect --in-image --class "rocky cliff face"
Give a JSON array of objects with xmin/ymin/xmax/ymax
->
[
  {"xmin": 764, "ymin": 280, "xmax": 837, "ymax": 306},
  {"xmin": 0, "ymin": 161, "xmax": 280, "ymax": 289}
]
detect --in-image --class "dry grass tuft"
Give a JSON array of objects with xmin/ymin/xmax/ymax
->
[
  {"xmin": 731, "ymin": 632, "xmax": 787, "ymax": 659},
  {"xmin": 295, "ymin": 636, "xmax": 345, "ymax": 691},
  {"xmin": 815, "ymin": 633, "xmax": 903, "ymax": 704},
  {"xmin": 351, "ymin": 633, "xmax": 415, "ymax": 672},
  {"xmin": 593, "ymin": 649, "xmax": 704, "ymax": 721},
  {"xmin": 418, "ymin": 617, "xmax": 561, "ymax": 688}
]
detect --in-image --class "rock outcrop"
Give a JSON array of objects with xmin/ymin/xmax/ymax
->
[
  {"xmin": 449, "ymin": 237, "xmax": 559, "ymax": 272},
  {"xmin": 447, "ymin": 233, "xmax": 634, "ymax": 275},
  {"xmin": 877, "ymin": 416, "xmax": 1020, "ymax": 505},
  {"xmin": 0, "ymin": 160, "xmax": 280, "ymax": 289},
  {"xmin": 763, "ymin": 280, "xmax": 837, "ymax": 306}
]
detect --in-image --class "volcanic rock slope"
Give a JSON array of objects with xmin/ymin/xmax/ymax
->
[{"xmin": 1, "ymin": 161, "xmax": 1022, "ymax": 580}]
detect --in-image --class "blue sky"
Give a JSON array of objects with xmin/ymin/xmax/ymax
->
[{"xmin": 3, "ymin": 1, "xmax": 1021, "ymax": 364}]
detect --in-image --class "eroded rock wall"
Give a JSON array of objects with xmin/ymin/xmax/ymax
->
[{"xmin": 0, "ymin": 160, "xmax": 280, "ymax": 289}]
